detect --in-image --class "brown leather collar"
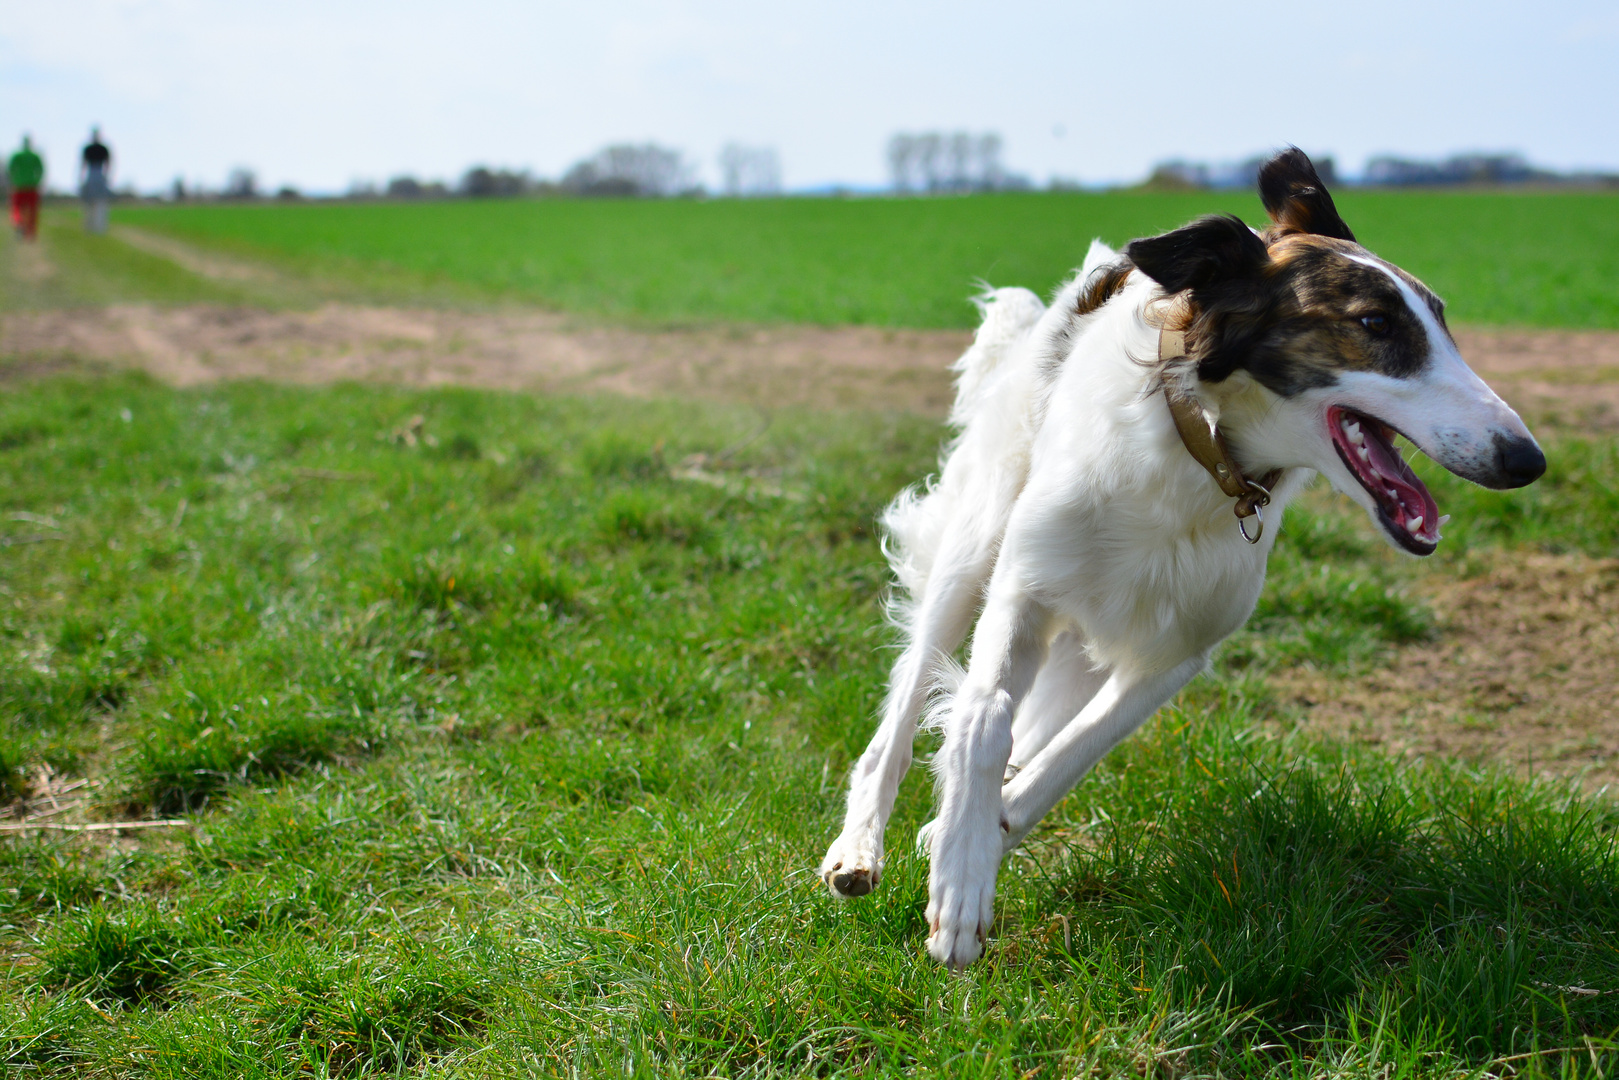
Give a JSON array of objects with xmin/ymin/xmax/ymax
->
[{"xmin": 1153, "ymin": 304, "xmax": 1283, "ymax": 538}]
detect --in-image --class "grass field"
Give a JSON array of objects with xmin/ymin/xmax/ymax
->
[
  {"xmin": 3, "ymin": 367, "xmax": 1619, "ymax": 1076},
  {"xmin": 114, "ymin": 190, "xmax": 1619, "ymax": 330},
  {"xmin": 0, "ymin": 214, "xmax": 256, "ymax": 313}
]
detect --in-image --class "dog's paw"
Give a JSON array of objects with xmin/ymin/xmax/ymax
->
[
  {"xmin": 821, "ymin": 831, "xmax": 883, "ymax": 898},
  {"xmin": 923, "ymin": 814, "xmax": 1003, "ymax": 968},
  {"xmin": 925, "ymin": 876, "xmax": 996, "ymax": 969}
]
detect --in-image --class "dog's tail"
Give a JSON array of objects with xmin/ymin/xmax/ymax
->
[
  {"xmin": 887, "ymin": 241, "xmax": 1124, "ymax": 630},
  {"xmin": 948, "ymin": 286, "xmax": 1046, "ymax": 428},
  {"xmin": 949, "ymin": 239, "xmax": 1119, "ymax": 428}
]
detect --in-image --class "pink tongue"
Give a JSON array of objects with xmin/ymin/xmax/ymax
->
[
  {"xmin": 1365, "ymin": 433, "xmax": 1405, "ymax": 482},
  {"xmin": 1365, "ymin": 429, "xmax": 1438, "ymax": 521}
]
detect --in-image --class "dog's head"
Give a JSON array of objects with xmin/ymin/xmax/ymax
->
[{"xmin": 1125, "ymin": 148, "xmax": 1544, "ymax": 556}]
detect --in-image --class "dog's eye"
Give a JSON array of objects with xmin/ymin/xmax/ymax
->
[{"xmin": 1360, "ymin": 314, "xmax": 1391, "ymax": 337}]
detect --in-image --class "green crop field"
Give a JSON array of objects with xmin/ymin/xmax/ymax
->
[
  {"xmin": 2, "ymin": 366, "xmax": 1618, "ymax": 1076},
  {"xmin": 115, "ymin": 190, "xmax": 1619, "ymax": 330}
]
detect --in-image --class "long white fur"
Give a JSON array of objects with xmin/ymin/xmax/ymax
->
[{"xmin": 820, "ymin": 238, "xmax": 1538, "ymax": 969}]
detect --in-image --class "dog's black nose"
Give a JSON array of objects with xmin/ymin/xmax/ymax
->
[{"xmin": 1491, "ymin": 433, "xmax": 1546, "ymax": 489}]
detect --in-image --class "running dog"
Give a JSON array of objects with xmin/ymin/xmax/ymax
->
[{"xmin": 819, "ymin": 148, "xmax": 1545, "ymax": 968}]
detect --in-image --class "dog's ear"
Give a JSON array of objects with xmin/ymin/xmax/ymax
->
[
  {"xmin": 1125, "ymin": 214, "xmax": 1269, "ymax": 294},
  {"xmin": 1258, "ymin": 147, "xmax": 1355, "ymax": 241}
]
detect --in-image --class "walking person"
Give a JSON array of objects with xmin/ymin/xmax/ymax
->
[
  {"xmin": 80, "ymin": 127, "xmax": 112, "ymax": 234},
  {"xmin": 8, "ymin": 135, "xmax": 44, "ymax": 241}
]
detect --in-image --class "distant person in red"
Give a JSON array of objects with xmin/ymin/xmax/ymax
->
[
  {"xmin": 8, "ymin": 135, "xmax": 44, "ymax": 241},
  {"xmin": 80, "ymin": 127, "xmax": 112, "ymax": 234}
]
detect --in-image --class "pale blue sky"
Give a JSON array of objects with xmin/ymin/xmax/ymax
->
[{"xmin": 3, "ymin": 0, "xmax": 1616, "ymax": 194}]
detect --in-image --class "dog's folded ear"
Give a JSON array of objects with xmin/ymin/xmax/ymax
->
[
  {"xmin": 1259, "ymin": 147, "xmax": 1356, "ymax": 242},
  {"xmin": 1125, "ymin": 214, "xmax": 1269, "ymax": 294}
]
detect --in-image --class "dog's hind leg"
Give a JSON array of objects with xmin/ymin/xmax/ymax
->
[
  {"xmin": 999, "ymin": 653, "xmax": 1208, "ymax": 853},
  {"xmin": 821, "ymin": 533, "xmax": 990, "ymax": 899},
  {"xmin": 1006, "ymin": 629, "xmax": 1109, "ymax": 781}
]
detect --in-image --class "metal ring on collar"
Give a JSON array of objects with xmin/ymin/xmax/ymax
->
[{"xmin": 1238, "ymin": 502, "xmax": 1264, "ymax": 544}]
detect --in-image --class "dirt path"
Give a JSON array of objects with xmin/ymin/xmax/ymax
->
[
  {"xmin": 4, "ymin": 302, "xmax": 1618, "ymax": 427},
  {"xmin": 0, "ymin": 303, "xmax": 969, "ymax": 414},
  {"xmin": 113, "ymin": 226, "xmax": 283, "ymax": 285}
]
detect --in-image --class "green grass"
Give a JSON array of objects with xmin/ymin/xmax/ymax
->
[
  {"xmin": 113, "ymin": 190, "xmax": 1619, "ymax": 329},
  {"xmin": 2, "ymin": 373, "xmax": 1616, "ymax": 1076},
  {"xmin": 0, "ymin": 213, "xmax": 254, "ymax": 311}
]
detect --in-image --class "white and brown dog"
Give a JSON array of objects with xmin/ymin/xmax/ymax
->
[{"xmin": 820, "ymin": 148, "xmax": 1545, "ymax": 968}]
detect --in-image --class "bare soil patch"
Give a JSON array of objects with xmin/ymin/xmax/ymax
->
[
  {"xmin": 0, "ymin": 304, "xmax": 968, "ymax": 413},
  {"xmin": 4, "ymin": 304, "xmax": 1616, "ymax": 428},
  {"xmin": 11, "ymin": 241, "xmax": 55, "ymax": 284},
  {"xmin": 1271, "ymin": 553, "xmax": 1619, "ymax": 789},
  {"xmin": 1458, "ymin": 328, "xmax": 1619, "ymax": 431}
]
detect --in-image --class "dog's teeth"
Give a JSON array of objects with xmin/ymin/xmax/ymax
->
[
  {"xmin": 1408, "ymin": 515, "xmax": 1424, "ymax": 532},
  {"xmin": 1438, "ymin": 514, "xmax": 1451, "ymax": 526},
  {"xmin": 1356, "ymin": 445, "xmax": 1371, "ymax": 462},
  {"xmin": 1345, "ymin": 421, "xmax": 1364, "ymax": 445}
]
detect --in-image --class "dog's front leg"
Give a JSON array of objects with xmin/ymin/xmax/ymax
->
[
  {"xmin": 1000, "ymin": 653, "xmax": 1208, "ymax": 852},
  {"xmin": 924, "ymin": 592, "xmax": 1051, "ymax": 968},
  {"xmin": 822, "ymin": 514, "xmax": 997, "ymax": 893},
  {"xmin": 822, "ymin": 546, "xmax": 986, "ymax": 898}
]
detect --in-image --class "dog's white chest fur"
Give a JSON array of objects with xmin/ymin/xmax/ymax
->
[{"xmin": 971, "ymin": 271, "xmax": 1301, "ymax": 676}]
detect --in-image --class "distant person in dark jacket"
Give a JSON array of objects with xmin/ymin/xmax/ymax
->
[
  {"xmin": 81, "ymin": 128, "xmax": 112, "ymax": 234},
  {"xmin": 8, "ymin": 135, "xmax": 44, "ymax": 241}
]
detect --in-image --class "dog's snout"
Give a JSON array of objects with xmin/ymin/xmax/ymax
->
[{"xmin": 1489, "ymin": 433, "xmax": 1546, "ymax": 489}]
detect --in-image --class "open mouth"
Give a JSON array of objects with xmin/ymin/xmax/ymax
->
[{"xmin": 1328, "ymin": 406, "xmax": 1444, "ymax": 555}]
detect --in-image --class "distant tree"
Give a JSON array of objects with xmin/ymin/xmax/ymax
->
[
  {"xmin": 886, "ymin": 131, "xmax": 1020, "ymax": 193},
  {"xmin": 558, "ymin": 168, "xmax": 638, "ymax": 197},
  {"xmin": 887, "ymin": 134, "xmax": 916, "ymax": 192},
  {"xmin": 1144, "ymin": 161, "xmax": 1209, "ymax": 190},
  {"xmin": 460, "ymin": 166, "xmax": 534, "ymax": 197},
  {"xmin": 562, "ymin": 144, "xmax": 696, "ymax": 197},
  {"xmin": 388, "ymin": 175, "xmax": 453, "ymax": 199},
  {"xmin": 170, "ymin": 177, "xmax": 187, "ymax": 202},
  {"xmin": 717, "ymin": 143, "xmax": 782, "ymax": 196},
  {"xmin": 387, "ymin": 175, "xmax": 424, "ymax": 198},
  {"xmin": 975, "ymin": 133, "xmax": 1005, "ymax": 189},
  {"xmin": 275, "ymin": 186, "xmax": 301, "ymax": 201},
  {"xmin": 914, "ymin": 133, "xmax": 943, "ymax": 191},
  {"xmin": 1364, "ymin": 153, "xmax": 1534, "ymax": 187},
  {"xmin": 946, "ymin": 132, "xmax": 973, "ymax": 190},
  {"xmin": 224, "ymin": 167, "xmax": 258, "ymax": 199}
]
